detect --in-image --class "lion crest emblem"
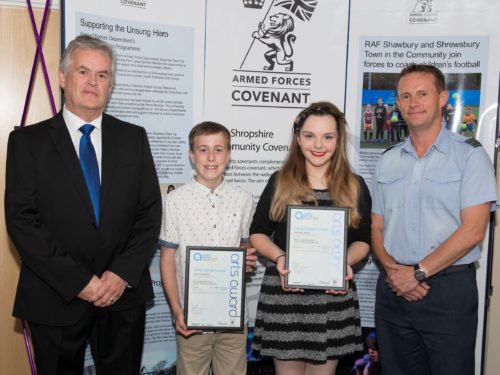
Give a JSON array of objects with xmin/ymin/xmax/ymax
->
[
  {"xmin": 252, "ymin": 13, "xmax": 296, "ymax": 71},
  {"xmin": 414, "ymin": 0, "xmax": 433, "ymax": 12}
]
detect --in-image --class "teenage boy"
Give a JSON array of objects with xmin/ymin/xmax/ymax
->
[{"xmin": 159, "ymin": 121, "xmax": 257, "ymax": 375}]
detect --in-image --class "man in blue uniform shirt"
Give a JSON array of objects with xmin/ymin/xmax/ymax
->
[{"xmin": 371, "ymin": 64, "xmax": 497, "ymax": 375}]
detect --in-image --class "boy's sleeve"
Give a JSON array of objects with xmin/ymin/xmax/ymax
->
[
  {"xmin": 241, "ymin": 192, "xmax": 254, "ymax": 243},
  {"xmin": 159, "ymin": 196, "xmax": 179, "ymax": 249}
]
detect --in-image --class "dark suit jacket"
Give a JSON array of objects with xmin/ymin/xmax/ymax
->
[{"xmin": 5, "ymin": 111, "xmax": 162, "ymax": 326}]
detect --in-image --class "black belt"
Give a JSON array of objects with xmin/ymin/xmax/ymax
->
[{"xmin": 435, "ymin": 263, "xmax": 474, "ymax": 276}]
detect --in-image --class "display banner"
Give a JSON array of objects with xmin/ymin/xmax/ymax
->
[
  {"xmin": 203, "ymin": 2, "xmax": 350, "ymax": 361},
  {"xmin": 204, "ymin": 0, "xmax": 350, "ymax": 198},
  {"xmin": 345, "ymin": 2, "xmax": 500, "ymax": 374},
  {"xmin": 63, "ymin": 1, "xmax": 205, "ymax": 373}
]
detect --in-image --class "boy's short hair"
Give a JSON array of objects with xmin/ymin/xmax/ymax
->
[{"xmin": 188, "ymin": 121, "xmax": 231, "ymax": 151}]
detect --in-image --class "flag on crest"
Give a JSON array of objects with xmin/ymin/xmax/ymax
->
[{"xmin": 274, "ymin": 0, "xmax": 317, "ymax": 21}]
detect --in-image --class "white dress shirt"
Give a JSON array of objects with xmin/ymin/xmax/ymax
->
[
  {"xmin": 159, "ymin": 179, "xmax": 254, "ymax": 317},
  {"xmin": 63, "ymin": 105, "xmax": 103, "ymax": 180}
]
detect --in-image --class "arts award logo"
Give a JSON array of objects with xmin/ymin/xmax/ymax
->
[
  {"xmin": 409, "ymin": 0, "xmax": 438, "ymax": 24},
  {"xmin": 233, "ymin": 0, "xmax": 318, "ymax": 109}
]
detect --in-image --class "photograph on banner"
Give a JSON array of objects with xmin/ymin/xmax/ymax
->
[
  {"xmin": 355, "ymin": 35, "xmax": 488, "ymax": 184},
  {"xmin": 359, "ymin": 72, "xmax": 481, "ymax": 149}
]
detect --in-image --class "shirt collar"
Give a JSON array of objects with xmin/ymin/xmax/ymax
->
[
  {"xmin": 432, "ymin": 127, "xmax": 450, "ymax": 153},
  {"xmin": 192, "ymin": 178, "xmax": 227, "ymax": 197},
  {"xmin": 402, "ymin": 126, "xmax": 450, "ymax": 157},
  {"xmin": 401, "ymin": 137, "xmax": 414, "ymax": 155},
  {"xmin": 63, "ymin": 105, "xmax": 103, "ymax": 133}
]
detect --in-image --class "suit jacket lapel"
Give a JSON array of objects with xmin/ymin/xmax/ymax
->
[{"xmin": 48, "ymin": 112, "xmax": 96, "ymax": 223}]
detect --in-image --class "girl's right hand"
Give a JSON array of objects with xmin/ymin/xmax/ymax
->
[{"xmin": 276, "ymin": 255, "xmax": 304, "ymax": 293}]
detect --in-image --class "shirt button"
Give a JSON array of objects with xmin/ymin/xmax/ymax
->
[
  {"xmin": 213, "ymin": 224, "xmax": 216, "ymax": 228},
  {"xmin": 212, "ymin": 205, "xmax": 215, "ymax": 208}
]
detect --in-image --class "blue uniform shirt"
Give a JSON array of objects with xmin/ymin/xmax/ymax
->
[{"xmin": 372, "ymin": 128, "xmax": 497, "ymax": 265}]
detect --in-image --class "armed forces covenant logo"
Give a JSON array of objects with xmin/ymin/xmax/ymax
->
[
  {"xmin": 233, "ymin": 0, "xmax": 318, "ymax": 109},
  {"xmin": 120, "ymin": 0, "xmax": 147, "ymax": 9},
  {"xmin": 409, "ymin": 0, "xmax": 438, "ymax": 24},
  {"xmin": 252, "ymin": 13, "xmax": 296, "ymax": 72}
]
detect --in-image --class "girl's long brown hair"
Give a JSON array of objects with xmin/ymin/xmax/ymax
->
[{"xmin": 270, "ymin": 101, "xmax": 361, "ymax": 228}]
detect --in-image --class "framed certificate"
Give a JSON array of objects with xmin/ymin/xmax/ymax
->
[
  {"xmin": 184, "ymin": 246, "xmax": 246, "ymax": 330},
  {"xmin": 285, "ymin": 206, "xmax": 348, "ymax": 290}
]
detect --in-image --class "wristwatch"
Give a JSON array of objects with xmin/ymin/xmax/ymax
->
[{"xmin": 413, "ymin": 264, "xmax": 427, "ymax": 282}]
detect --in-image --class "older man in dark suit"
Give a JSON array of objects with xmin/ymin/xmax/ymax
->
[{"xmin": 5, "ymin": 35, "xmax": 162, "ymax": 375}]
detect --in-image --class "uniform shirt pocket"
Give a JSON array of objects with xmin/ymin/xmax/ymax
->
[
  {"xmin": 423, "ymin": 169, "xmax": 461, "ymax": 209},
  {"xmin": 377, "ymin": 171, "xmax": 407, "ymax": 209}
]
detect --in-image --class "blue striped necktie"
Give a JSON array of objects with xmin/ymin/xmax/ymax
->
[{"xmin": 79, "ymin": 124, "xmax": 100, "ymax": 224}]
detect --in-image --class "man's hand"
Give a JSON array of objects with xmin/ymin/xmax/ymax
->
[
  {"xmin": 93, "ymin": 271, "xmax": 127, "ymax": 308},
  {"xmin": 385, "ymin": 262, "xmax": 419, "ymax": 295},
  {"xmin": 401, "ymin": 282, "xmax": 430, "ymax": 302},
  {"xmin": 77, "ymin": 275, "xmax": 103, "ymax": 302},
  {"xmin": 385, "ymin": 262, "xmax": 431, "ymax": 301}
]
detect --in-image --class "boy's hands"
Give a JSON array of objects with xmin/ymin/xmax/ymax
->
[
  {"xmin": 245, "ymin": 247, "xmax": 258, "ymax": 272},
  {"xmin": 174, "ymin": 309, "xmax": 201, "ymax": 338}
]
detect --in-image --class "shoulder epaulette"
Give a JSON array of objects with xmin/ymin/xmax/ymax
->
[
  {"xmin": 465, "ymin": 138, "xmax": 482, "ymax": 148},
  {"xmin": 382, "ymin": 141, "xmax": 403, "ymax": 154}
]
